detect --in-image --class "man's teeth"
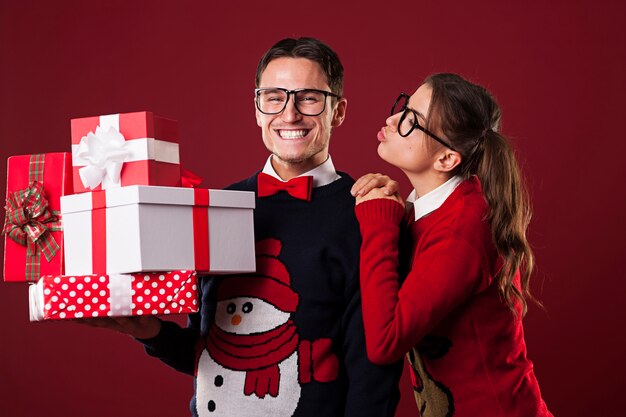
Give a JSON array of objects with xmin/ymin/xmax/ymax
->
[{"xmin": 279, "ymin": 130, "xmax": 308, "ymax": 139}]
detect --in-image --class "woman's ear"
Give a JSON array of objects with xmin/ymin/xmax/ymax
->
[{"xmin": 434, "ymin": 150, "xmax": 462, "ymax": 173}]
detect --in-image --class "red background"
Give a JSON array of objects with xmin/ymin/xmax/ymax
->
[{"xmin": 1, "ymin": 1, "xmax": 624, "ymax": 416}]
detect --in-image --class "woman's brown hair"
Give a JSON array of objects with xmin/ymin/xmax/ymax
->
[{"xmin": 424, "ymin": 73, "xmax": 536, "ymax": 316}]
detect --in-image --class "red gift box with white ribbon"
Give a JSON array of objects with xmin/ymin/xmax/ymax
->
[
  {"xmin": 70, "ymin": 112, "xmax": 180, "ymax": 193},
  {"xmin": 60, "ymin": 185, "xmax": 256, "ymax": 275},
  {"xmin": 29, "ymin": 270, "xmax": 198, "ymax": 321},
  {"xmin": 3, "ymin": 153, "xmax": 73, "ymax": 282}
]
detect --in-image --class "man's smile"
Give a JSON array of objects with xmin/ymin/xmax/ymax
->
[{"xmin": 276, "ymin": 129, "xmax": 311, "ymax": 139}]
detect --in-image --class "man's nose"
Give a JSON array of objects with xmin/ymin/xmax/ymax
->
[{"xmin": 280, "ymin": 96, "xmax": 302, "ymax": 122}]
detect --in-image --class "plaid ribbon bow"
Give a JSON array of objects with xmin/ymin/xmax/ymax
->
[{"xmin": 3, "ymin": 180, "xmax": 62, "ymax": 281}]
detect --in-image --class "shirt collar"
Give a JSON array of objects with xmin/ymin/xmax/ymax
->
[
  {"xmin": 406, "ymin": 175, "xmax": 463, "ymax": 221},
  {"xmin": 262, "ymin": 155, "xmax": 341, "ymax": 188}
]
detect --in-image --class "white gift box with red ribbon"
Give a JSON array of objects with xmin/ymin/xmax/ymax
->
[
  {"xmin": 60, "ymin": 185, "xmax": 255, "ymax": 275},
  {"xmin": 29, "ymin": 270, "xmax": 199, "ymax": 321}
]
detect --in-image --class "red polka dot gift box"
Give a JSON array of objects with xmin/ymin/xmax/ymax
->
[
  {"xmin": 60, "ymin": 186, "xmax": 256, "ymax": 275},
  {"xmin": 70, "ymin": 112, "xmax": 181, "ymax": 194},
  {"xmin": 29, "ymin": 270, "xmax": 198, "ymax": 321}
]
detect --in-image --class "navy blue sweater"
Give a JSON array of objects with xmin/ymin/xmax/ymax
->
[{"xmin": 140, "ymin": 171, "xmax": 402, "ymax": 417}]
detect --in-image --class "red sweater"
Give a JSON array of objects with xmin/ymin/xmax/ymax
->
[{"xmin": 355, "ymin": 177, "xmax": 552, "ymax": 417}]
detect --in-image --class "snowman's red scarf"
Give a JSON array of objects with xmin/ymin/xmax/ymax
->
[{"xmin": 206, "ymin": 320, "xmax": 298, "ymax": 398}]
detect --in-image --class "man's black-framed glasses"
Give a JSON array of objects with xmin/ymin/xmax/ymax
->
[
  {"xmin": 255, "ymin": 88, "xmax": 340, "ymax": 116},
  {"xmin": 391, "ymin": 93, "xmax": 456, "ymax": 151}
]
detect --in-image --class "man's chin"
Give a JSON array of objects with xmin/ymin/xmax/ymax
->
[
  {"xmin": 272, "ymin": 153, "xmax": 310, "ymax": 165},
  {"xmin": 268, "ymin": 144, "xmax": 327, "ymax": 168}
]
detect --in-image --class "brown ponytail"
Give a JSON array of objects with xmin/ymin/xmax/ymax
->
[{"xmin": 424, "ymin": 73, "xmax": 537, "ymax": 317}]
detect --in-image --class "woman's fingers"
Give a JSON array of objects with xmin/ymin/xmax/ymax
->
[{"xmin": 351, "ymin": 173, "xmax": 398, "ymax": 196}]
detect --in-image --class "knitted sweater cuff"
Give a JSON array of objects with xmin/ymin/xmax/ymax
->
[{"xmin": 355, "ymin": 198, "xmax": 405, "ymax": 224}]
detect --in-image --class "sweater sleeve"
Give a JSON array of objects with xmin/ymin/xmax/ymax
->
[
  {"xmin": 136, "ymin": 315, "xmax": 200, "ymax": 376},
  {"xmin": 135, "ymin": 276, "xmax": 217, "ymax": 376},
  {"xmin": 341, "ymin": 269, "xmax": 403, "ymax": 417},
  {"xmin": 342, "ymin": 201, "xmax": 403, "ymax": 417},
  {"xmin": 356, "ymin": 198, "xmax": 486, "ymax": 365}
]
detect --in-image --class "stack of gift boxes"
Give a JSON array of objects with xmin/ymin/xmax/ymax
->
[{"xmin": 3, "ymin": 111, "xmax": 256, "ymax": 321}]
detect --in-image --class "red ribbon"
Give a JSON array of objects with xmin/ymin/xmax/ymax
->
[
  {"xmin": 181, "ymin": 168, "xmax": 203, "ymax": 188},
  {"xmin": 2, "ymin": 181, "xmax": 62, "ymax": 281},
  {"xmin": 91, "ymin": 191, "xmax": 107, "ymax": 274},
  {"xmin": 193, "ymin": 189, "xmax": 210, "ymax": 271}
]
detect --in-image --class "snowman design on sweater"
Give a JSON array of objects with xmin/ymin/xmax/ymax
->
[{"xmin": 195, "ymin": 238, "xmax": 339, "ymax": 417}]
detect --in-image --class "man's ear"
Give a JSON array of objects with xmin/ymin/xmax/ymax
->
[
  {"xmin": 331, "ymin": 98, "xmax": 347, "ymax": 128},
  {"xmin": 434, "ymin": 150, "xmax": 462, "ymax": 173},
  {"xmin": 255, "ymin": 98, "xmax": 262, "ymax": 127}
]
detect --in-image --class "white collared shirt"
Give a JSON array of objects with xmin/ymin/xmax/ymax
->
[
  {"xmin": 406, "ymin": 176, "xmax": 464, "ymax": 221},
  {"xmin": 262, "ymin": 155, "xmax": 341, "ymax": 188}
]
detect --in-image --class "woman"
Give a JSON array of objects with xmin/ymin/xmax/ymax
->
[{"xmin": 352, "ymin": 73, "xmax": 552, "ymax": 416}]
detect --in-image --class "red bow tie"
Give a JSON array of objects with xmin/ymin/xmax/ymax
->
[{"xmin": 257, "ymin": 172, "xmax": 313, "ymax": 201}]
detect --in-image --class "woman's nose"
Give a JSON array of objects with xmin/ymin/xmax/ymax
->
[{"xmin": 386, "ymin": 113, "xmax": 399, "ymax": 132}]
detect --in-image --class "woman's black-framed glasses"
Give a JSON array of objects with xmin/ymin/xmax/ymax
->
[
  {"xmin": 255, "ymin": 88, "xmax": 340, "ymax": 116},
  {"xmin": 391, "ymin": 93, "xmax": 456, "ymax": 151}
]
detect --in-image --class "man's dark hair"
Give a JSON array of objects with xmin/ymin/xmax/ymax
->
[{"xmin": 255, "ymin": 37, "xmax": 344, "ymax": 96}]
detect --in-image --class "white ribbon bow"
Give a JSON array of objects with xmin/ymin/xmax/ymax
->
[{"xmin": 76, "ymin": 125, "xmax": 130, "ymax": 190}]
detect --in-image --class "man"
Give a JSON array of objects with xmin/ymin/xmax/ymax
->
[{"xmin": 98, "ymin": 37, "xmax": 402, "ymax": 417}]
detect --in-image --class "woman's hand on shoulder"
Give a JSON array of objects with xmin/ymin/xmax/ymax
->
[
  {"xmin": 355, "ymin": 187, "xmax": 405, "ymax": 206},
  {"xmin": 351, "ymin": 173, "xmax": 399, "ymax": 198},
  {"xmin": 352, "ymin": 173, "xmax": 405, "ymax": 206}
]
